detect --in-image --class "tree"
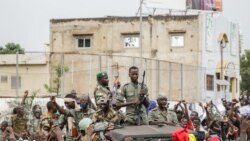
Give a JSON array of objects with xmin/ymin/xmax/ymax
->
[
  {"xmin": 44, "ymin": 64, "xmax": 69, "ymax": 96},
  {"xmin": 240, "ymin": 50, "xmax": 250, "ymax": 96},
  {"xmin": 0, "ymin": 42, "xmax": 25, "ymax": 54}
]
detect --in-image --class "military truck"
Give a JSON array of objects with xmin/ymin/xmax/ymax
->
[{"xmin": 110, "ymin": 125, "xmax": 192, "ymax": 141}]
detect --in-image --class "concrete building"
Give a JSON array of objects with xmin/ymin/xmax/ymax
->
[
  {"xmin": 49, "ymin": 14, "xmax": 240, "ymax": 102},
  {"xmin": 0, "ymin": 53, "xmax": 50, "ymax": 97}
]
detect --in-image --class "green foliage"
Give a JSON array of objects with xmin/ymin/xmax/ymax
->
[
  {"xmin": 25, "ymin": 90, "xmax": 39, "ymax": 111},
  {"xmin": 0, "ymin": 42, "xmax": 25, "ymax": 54},
  {"xmin": 240, "ymin": 50, "xmax": 250, "ymax": 96},
  {"xmin": 5, "ymin": 90, "xmax": 38, "ymax": 112},
  {"xmin": 44, "ymin": 64, "xmax": 69, "ymax": 95}
]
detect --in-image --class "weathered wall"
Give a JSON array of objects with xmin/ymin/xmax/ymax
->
[{"xmin": 49, "ymin": 15, "xmax": 200, "ymax": 101}]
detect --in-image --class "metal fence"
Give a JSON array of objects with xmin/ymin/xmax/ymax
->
[
  {"xmin": 50, "ymin": 53, "xmax": 202, "ymax": 101},
  {"xmin": 0, "ymin": 52, "xmax": 203, "ymax": 101}
]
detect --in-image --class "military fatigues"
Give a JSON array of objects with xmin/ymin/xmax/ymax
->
[
  {"xmin": 92, "ymin": 108, "xmax": 120, "ymax": 141},
  {"xmin": 116, "ymin": 82, "xmax": 149, "ymax": 125},
  {"xmin": 60, "ymin": 108, "xmax": 96, "ymax": 127},
  {"xmin": 40, "ymin": 112, "xmax": 64, "ymax": 141},
  {"xmin": 94, "ymin": 84, "xmax": 112, "ymax": 103},
  {"xmin": 148, "ymin": 107, "xmax": 178, "ymax": 125},
  {"xmin": 59, "ymin": 108, "xmax": 95, "ymax": 141},
  {"xmin": 92, "ymin": 108, "xmax": 118, "ymax": 123},
  {"xmin": 10, "ymin": 114, "xmax": 28, "ymax": 139}
]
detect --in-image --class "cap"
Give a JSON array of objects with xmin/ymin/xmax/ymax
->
[
  {"xmin": 96, "ymin": 71, "xmax": 108, "ymax": 79},
  {"xmin": 78, "ymin": 118, "xmax": 93, "ymax": 131},
  {"xmin": 157, "ymin": 94, "xmax": 167, "ymax": 100}
]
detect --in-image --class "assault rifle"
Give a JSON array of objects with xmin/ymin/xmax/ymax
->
[
  {"xmin": 137, "ymin": 70, "xmax": 146, "ymax": 126},
  {"xmin": 112, "ymin": 73, "xmax": 119, "ymax": 98}
]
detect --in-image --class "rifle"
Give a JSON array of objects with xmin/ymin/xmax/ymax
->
[
  {"xmin": 137, "ymin": 70, "xmax": 146, "ymax": 126},
  {"xmin": 112, "ymin": 73, "xmax": 119, "ymax": 98}
]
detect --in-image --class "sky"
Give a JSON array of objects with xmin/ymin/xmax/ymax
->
[{"xmin": 0, "ymin": 0, "xmax": 249, "ymax": 52}]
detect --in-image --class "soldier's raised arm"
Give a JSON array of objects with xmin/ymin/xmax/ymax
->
[
  {"xmin": 51, "ymin": 96, "xmax": 66, "ymax": 114},
  {"xmin": 21, "ymin": 90, "xmax": 28, "ymax": 106}
]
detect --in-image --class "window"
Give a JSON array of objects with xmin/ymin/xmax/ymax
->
[
  {"xmin": 75, "ymin": 35, "xmax": 92, "ymax": 48},
  {"xmin": 216, "ymin": 73, "xmax": 221, "ymax": 91},
  {"xmin": 11, "ymin": 76, "xmax": 21, "ymax": 89},
  {"xmin": 206, "ymin": 75, "xmax": 214, "ymax": 91},
  {"xmin": 1, "ymin": 76, "xmax": 8, "ymax": 83},
  {"xmin": 123, "ymin": 34, "xmax": 139, "ymax": 48},
  {"xmin": 170, "ymin": 33, "xmax": 185, "ymax": 47}
]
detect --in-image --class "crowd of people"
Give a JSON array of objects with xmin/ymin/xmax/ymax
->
[{"xmin": 0, "ymin": 66, "xmax": 249, "ymax": 141}]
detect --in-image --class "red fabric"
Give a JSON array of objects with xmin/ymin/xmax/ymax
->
[
  {"xmin": 172, "ymin": 128, "xmax": 189, "ymax": 141},
  {"xmin": 186, "ymin": 120, "xmax": 193, "ymax": 130},
  {"xmin": 207, "ymin": 135, "xmax": 220, "ymax": 141}
]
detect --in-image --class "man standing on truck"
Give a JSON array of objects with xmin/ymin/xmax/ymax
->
[
  {"xmin": 94, "ymin": 71, "xmax": 112, "ymax": 104},
  {"xmin": 116, "ymin": 66, "xmax": 149, "ymax": 125}
]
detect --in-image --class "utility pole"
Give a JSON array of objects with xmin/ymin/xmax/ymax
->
[
  {"xmin": 139, "ymin": 0, "xmax": 143, "ymax": 70},
  {"xmin": 16, "ymin": 51, "xmax": 19, "ymax": 99},
  {"xmin": 71, "ymin": 59, "xmax": 74, "ymax": 89},
  {"xmin": 60, "ymin": 53, "xmax": 64, "ymax": 97}
]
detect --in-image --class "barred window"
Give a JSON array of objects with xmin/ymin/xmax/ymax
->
[
  {"xmin": 206, "ymin": 75, "xmax": 214, "ymax": 91},
  {"xmin": 1, "ymin": 76, "xmax": 8, "ymax": 83},
  {"xmin": 11, "ymin": 76, "xmax": 21, "ymax": 89}
]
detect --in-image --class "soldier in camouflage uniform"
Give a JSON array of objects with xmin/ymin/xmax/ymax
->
[
  {"xmin": 94, "ymin": 71, "xmax": 112, "ymax": 104},
  {"xmin": 40, "ymin": 100, "xmax": 64, "ymax": 141},
  {"xmin": 77, "ymin": 94, "xmax": 96, "ymax": 121},
  {"xmin": 116, "ymin": 66, "xmax": 150, "ymax": 125},
  {"xmin": 53, "ymin": 94, "xmax": 96, "ymax": 141},
  {"xmin": 92, "ymin": 97, "xmax": 121, "ymax": 123},
  {"xmin": 9, "ymin": 106, "xmax": 29, "ymax": 140},
  {"xmin": 91, "ymin": 97, "xmax": 120, "ymax": 141},
  {"xmin": 148, "ymin": 95, "xmax": 178, "ymax": 126}
]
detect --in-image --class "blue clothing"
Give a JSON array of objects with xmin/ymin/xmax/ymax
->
[{"xmin": 146, "ymin": 100, "xmax": 157, "ymax": 114}]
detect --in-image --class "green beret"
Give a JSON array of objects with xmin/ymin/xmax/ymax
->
[{"xmin": 96, "ymin": 71, "xmax": 108, "ymax": 79}]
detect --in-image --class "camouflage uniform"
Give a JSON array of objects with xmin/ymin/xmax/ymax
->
[
  {"xmin": 59, "ymin": 108, "xmax": 95, "ymax": 141},
  {"xmin": 40, "ymin": 112, "xmax": 64, "ymax": 141},
  {"xmin": 59, "ymin": 108, "xmax": 95, "ymax": 129},
  {"xmin": 94, "ymin": 84, "xmax": 112, "ymax": 104},
  {"xmin": 92, "ymin": 108, "xmax": 118, "ymax": 123},
  {"xmin": 148, "ymin": 107, "xmax": 178, "ymax": 125},
  {"xmin": 10, "ymin": 114, "xmax": 28, "ymax": 138},
  {"xmin": 116, "ymin": 82, "xmax": 149, "ymax": 125},
  {"xmin": 92, "ymin": 108, "xmax": 119, "ymax": 141}
]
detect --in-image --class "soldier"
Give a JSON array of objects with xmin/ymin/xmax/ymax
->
[
  {"xmin": 94, "ymin": 71, "xmax": 112, "ymax": 104},
  {"xmin": 78, "ymin": 94, "xmax": 96, "ymax": 120},
  {"xmin": 91, "ymin": 97, "xmax": 119, "ymax": 141},
  {"xmin": 116, "ymin": 66, "xmax": 149, "ymax": 125},
  {"xmin": 10, "ymin": 105, "xmax": 29, "ymax": 140},
  {"xmin": 148, "ymin": 95, "xmax": 178, "ymax": 126},
  {"xmin": 52, "ymin": 94, "xmax": 79, "ymax": 141},
  {"xmin": 78, "ymin": 117, "xmax": 115, "ymax": 141},
  {"xmin": 40, "ymin": 100, "xmax": 64, "ymax": 141},
  {"xmin": 53, "ymin": 94, "xmax": 96, "ymax": 141},
  {"xmin": 92, "ymin": 97, "xmax": 120, "ymax": 123}
]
